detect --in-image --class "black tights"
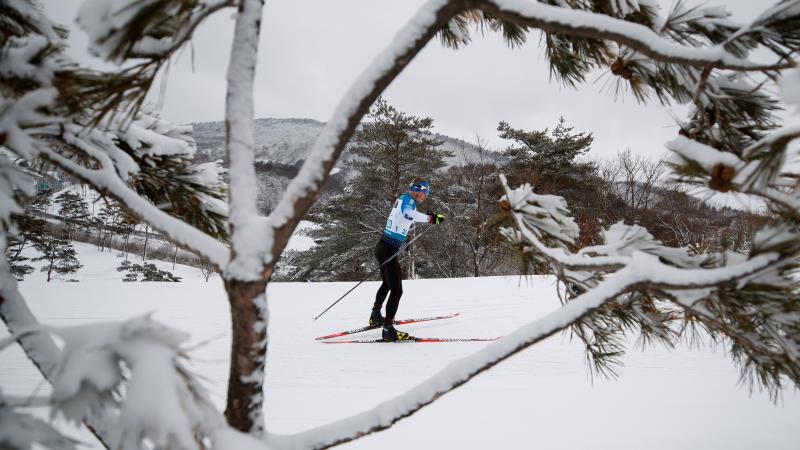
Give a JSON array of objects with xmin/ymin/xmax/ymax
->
[{"xmin": 373, "ymin": 239, "xmax": 402, "ymax": 324}]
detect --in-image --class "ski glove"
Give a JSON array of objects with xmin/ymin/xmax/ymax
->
[{"xmin": 428, "ymin": 213, "xmax": 445, "ymax": 225}]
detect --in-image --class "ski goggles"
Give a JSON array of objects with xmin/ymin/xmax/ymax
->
[{"xmin": 410, "ymin": 181, "xmax": 430, "ymax": 197}]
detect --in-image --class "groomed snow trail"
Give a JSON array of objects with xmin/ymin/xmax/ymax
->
[{"xmin": 1, "ymin": 243, "xmax": 799, "ymax": 449}]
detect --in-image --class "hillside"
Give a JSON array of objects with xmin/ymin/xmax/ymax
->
[
  {"xmin": 191, "ymin": 118, "xmax": 504, "ymax": 167},
  {"xmin": 191, "ymin": 117, "xmax": 505, "ymax": 215}
]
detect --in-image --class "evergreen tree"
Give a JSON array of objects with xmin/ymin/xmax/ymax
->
[
  {"xmin": 94, "ymin": 200, "xmax": 122, "ymax": 251},
  {"xmin": 499, "ymin": 117, "xmax": 619, "ymax": 247},
  {"xmin": 6, "ymin": 251, "xmax": 34, "ymax": 280},
  {"xmin": 287, "ymin": 99, "xmax": 451, "ymax": 280},
  {"xmin": 55, "ymin": 190, "xmax": 90, "ymax": 240},
  {"xmin": 6, "ymin": 193, "xmax": 50, "ymax": 280},
  {"xmin": 32, "ymin": 233, "xmax": 81, "ymax": 282},
  {"xmin": 117, "ymin": 260, "xmax": 181, "ymax": 282},
  {"xmin": 117, "ymin": 209, "xmax": 139, "ymax": 262},
  {"xmin": 499, "ymin": 116, "xmax": 595, "ymax": 193}
]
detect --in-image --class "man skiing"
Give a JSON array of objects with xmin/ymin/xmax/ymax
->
[{"xmin": 370, "ymin": 178, "xmax": 445, "ymax": 341}]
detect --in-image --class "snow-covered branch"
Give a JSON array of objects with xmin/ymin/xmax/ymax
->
[
  {"xmin": 34, "ymin": 136, "xmax": 230, "ymax": 271},
  {"xmin": 74, "ymin": 0, "xmax": 238, "ymax": 122},
  {"xmin": 499, "ymin": 175, "xmax": 629, "ymax": 272},
  {"xmin": 263, "ymin": 0, "xmax": 467, "ymax": 268},
  {"xmin": 667, "ymin": 133, "xmax": 800, "ymax": 221},
  {"xmin": 478, "ymin": 0, "xmax": 795, "ymax": 71},
  {"xmin": 0, "ymin": 11, "xmax": 231, "ymax": 270},
  {"xmin": 0, "ymin": 389, "xmax": 81, "ymax": 450},
  {"xmin": 0, "ymin": 243, "xmax": 114, "ymax": 448},
  {"xmin": 78, "ymin": 0, "xmax": 235, "ymax": 63},
  {"xmin": 225, "ymin": 0, "xmax": 268, "ymax": 281}
]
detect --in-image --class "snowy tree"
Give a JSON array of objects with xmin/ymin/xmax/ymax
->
[
  {"xmin": 117, "ymin": 261, "xmax": 181, "ymax": 282},
  {"xmin": 94, "ymin": 200, "xmax": 124, "ymax": 252},
  {"xmin": 5, "ymin": 193, "xmax": 49, "ymax": 280},
  {"xmin": 419, "ymin": 139, "xmax": 510, "ymax": 277},
  {"xmin": 1, "ymin": 0, "xmax": 800, "ymax": 449},
  {"xmin": 498, "ymin": 117, "xmax": 612, "ymax": 247},
  {"xmin": 54, "ymin": 191, "xmax": 89, "ymax": 240},
  {"xmin": 288, "ymin": 99, "xmax": 451, "ymax": 281},
  {"xmin": 4, "ymin": 248, "xmax": 34, "ymax": 281},
  {"xmin": 499, "ymin": 117, "xmax": 595, "ymax": 188},
  {"xmin": 54, "ymin": 191, "xmax": 89, "ymax": 239},
  {"xmin": 117, "ymin": 209, "xmax": 140, "ymax": 262},
  {"xmin": 31, "ymin": 232, "xmax": 81, "ymax": 282}
]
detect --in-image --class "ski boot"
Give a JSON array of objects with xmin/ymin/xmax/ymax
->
[
  {"xmin": 382, "ymin": 324, "xmax": 412, "ymax": 342},
  {"xmin": 369, "ymin": 310, "xmax": 385, "ymax": 327}
]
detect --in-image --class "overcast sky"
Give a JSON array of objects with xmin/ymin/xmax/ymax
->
[{"xmin": 42, "ymin": 0, "xmax": 776, "ymax": 161}]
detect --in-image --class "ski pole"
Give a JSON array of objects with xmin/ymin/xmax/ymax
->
[{"xmin": 312, "ymin": 225, "xmax": 433, "ymax": 321}]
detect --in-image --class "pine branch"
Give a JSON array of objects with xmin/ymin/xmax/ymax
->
[
  {"xmin": 34, "ymin": 138, "xmax": 230, "ymax": 271},
  {"xmin": 73, "ymin": 0, "xmax": 236, "ymax": 125},
  {"xmin": 478, "ymin": 0, "xmax": 797, "ymax": 71}
]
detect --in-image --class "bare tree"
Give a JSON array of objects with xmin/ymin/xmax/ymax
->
[
  {"xmin": 615, "ymin": 149, "xmax": 666, "ymax": 216},
  {"xmin": 199, "ymin": 258, "xmax": 216, "ymax": 282}
]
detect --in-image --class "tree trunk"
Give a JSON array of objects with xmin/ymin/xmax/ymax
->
[
  {"xmin": 222, "ymin": 0, "xmax": 267, "ymax": 434},
  {"xmin": 473, "ymin": 246, "xmax": 480, "ymax": 278},
  {"xmin": 142, "ymin": 225, "xmax": 149, "ymax": 262},
  {"xmin": 224, "ymin": 276, "xmax": 270, "ymax": 434},
  {"xmin": 12, "ymin": 236, "xmax": 26, "ymax": 259},
  {"xmin": 411, "ymin": 241, "xmax": 416, "ymax": 279},
  {"xmin": 107, "ymin": 229, "xmax": 114, "ymax": 253},
  {"xmin": 123, "ymin": 234, "xmax": 129, "ymax": 262}
]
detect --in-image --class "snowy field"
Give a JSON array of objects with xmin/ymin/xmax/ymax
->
[{"xmin": 2, "ymin": 243, "xmax": 799, "ymax": 450}]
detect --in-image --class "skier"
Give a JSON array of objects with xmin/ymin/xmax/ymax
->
[{"xmin": 370, "ymin": 178, "xmax": 445, "ymax": 341}]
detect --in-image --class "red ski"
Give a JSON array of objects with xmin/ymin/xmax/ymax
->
[
  {"xmin": 315, "ymin": 312, "xmax": 459, "ymax": 340},
  {"xmin": 321, "ymin": 336, "xmax": 501, "ymax": 344}
]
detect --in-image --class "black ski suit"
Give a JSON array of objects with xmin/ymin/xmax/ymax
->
[{"xmin": 372, "ymin": 193, "xmax": 429, "ymax": 323}]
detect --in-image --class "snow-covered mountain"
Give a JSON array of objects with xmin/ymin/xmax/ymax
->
[
  {"xmin": 191, "ymin": 117, "xmax": 503, "ymax": 167},
  {"xmin": 191, "ymin": 118, "xmax": 503, "ymax": 215}
]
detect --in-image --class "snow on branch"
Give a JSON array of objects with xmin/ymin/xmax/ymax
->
[
  {"xmin": 0, "ymin": 14, "xmax": 228, "ymax": 269},
  {"xmin": 0, "ymin": 388, "xmax": 81, "ymax": 450},
  {"xmin": 0, "ymin": 241, "xmax": 114, "ymax": 448},
  {"xmin": 667, "ymin": 133, "xmax": 800, "ymax": 218},
  {"xmin": 0, "ymin": 2, "xmax": 232, "ymax": 269},
  {"xmin": 47, "ymin": 315, "xmax": 225, "ymax": 449},
  {"xmin": 263, "ymin": 0, "xmax": 467, "ymax": 270},
  {"xmin": 498, "ymin": 175, "xmax": 629, "ymax": 272},
  {"xmin": 479, "ymin": 0, "xmax": 796, "ymax": 71},
  {"xmin": 224, "ymin": 0, "xmax": 268, "ymax": 280},
  {"xmin": 77, "ymin": 0, "xmax": 233, "ymax": 63},
  {"xmin": 33, "ymin": 138, "xmax": 230, "ymax": 271},
  {"xmin": 3, "ymin": 313, "xmax": 228, "ymax": 450},
  {"xmin": 1, "ymin": 301, "xmax": 275, "ymax": 450},
  {"xmin": 74, "ymin": 0, "xmax": 236, "ymax": 122}
]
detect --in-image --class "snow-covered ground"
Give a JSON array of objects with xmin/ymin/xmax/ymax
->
[{"xmin": 2, "ymin": 243, "xmax": 799, "ymax": 449}]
